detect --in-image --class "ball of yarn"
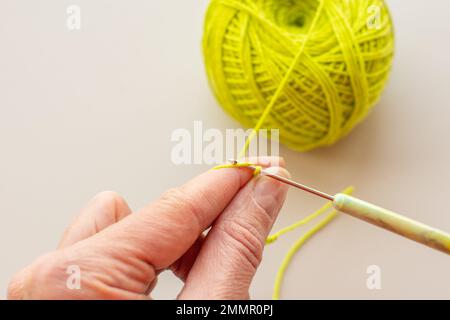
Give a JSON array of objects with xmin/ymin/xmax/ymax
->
[{"xmin": 203, "ymin": 0, "xmax": 395, "ymax": 151}]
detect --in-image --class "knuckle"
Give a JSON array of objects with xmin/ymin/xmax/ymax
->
[
  {"xmin": 251, "ymin": 196, "xmax": 277, "ymax": 226},
  {"xmin": 7, "ymin": 270, "xmax": 26, "ymax": 299},
  {"xmin": 158, "ymin": 187, "xmax": 203, "ymax": 231},
  {"xmin": 93, "ymin": 190, "xmax": 129, "ymax": 220},
  {"xmin": 94, "ymin": 191, "xmax": 126, "ymax": 207},
  {"xmin": 7, "ymin": 251, "xmax": 62, "ymax": 299},
  {"xmin": 159, "ymin": 187, "xmax": 186, "ymax": 204},
  {"xmin": 220, "ymin": 219, "xmax": 264, "ymax": 270}
]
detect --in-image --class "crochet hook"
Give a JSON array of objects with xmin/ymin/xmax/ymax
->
[{"xmin": 237, "ymin": 161, "xmax": 450, "ymax": 255}]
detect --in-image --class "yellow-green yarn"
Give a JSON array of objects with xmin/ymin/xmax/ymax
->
[
  {"xmin": 203, "ymin": 0, "xmax": 394, "ymax": 151},
  {"xmin": 212, "ymin": 162, "xmax": 355, "ymax": 299},
  {"xmin": 269, "ymin": 186, "xmax": 354, "ymax": 300},
  {"xmin": 213, "ymin": 161, "xmax": 262, "ymax": 176},
  {"xmin": 265, "ymin": 189, "xmax": 340, "ymax": 245}
]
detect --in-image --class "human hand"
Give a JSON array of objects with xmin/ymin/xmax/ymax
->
[{"xmin": 8, "ymin": 157, "xmax": 289, "ymax": 299}]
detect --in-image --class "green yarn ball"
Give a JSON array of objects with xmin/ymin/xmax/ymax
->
[{"xmin": 203, "ymin": 0, "xmax": 395, "ymax": 151}]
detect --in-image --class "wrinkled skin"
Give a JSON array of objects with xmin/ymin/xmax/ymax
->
[{"xmin": 8, "ymin": 157, "xmax": 289, "ymax": 300}]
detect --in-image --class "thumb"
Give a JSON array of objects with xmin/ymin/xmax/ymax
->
[{"xmin": 179, "ymin": 166, "xmax": 289, "ymax": 299}]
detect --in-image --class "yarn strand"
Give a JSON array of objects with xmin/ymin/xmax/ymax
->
[
  {"xmin": 213, "ymin": 162, "xmax": 355, "ymax": 299},
  {"xmin": 270, "ymin": 186, "xmax": 354, "ymax": 300},
  {"xmin": 238, "ymin": 0, "xmax": 325, "ymax": 158},
  {"xmin": 205, "ymin": 0, "xmax": 394, "ymax": 300},
  {"xmin": 272, "ymin": 210, "xmax": 337, "ymax": 300}
]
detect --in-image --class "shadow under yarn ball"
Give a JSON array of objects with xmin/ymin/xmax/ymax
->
[{"xmin": 203, "ymin": 0, "xmax": 394, "ymax": 151}]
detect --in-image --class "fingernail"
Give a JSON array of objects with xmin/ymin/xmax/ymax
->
[
  {"xmin": 255, "ymin": 156, "xmax": 272, "ymax": 167},
  {"xmin": 240, "ymin": 156, "xmax": 285, "ymax": 168},
  {"xmin": 253, "ymin": 167, "xmax": 290, "ymax": 214}
]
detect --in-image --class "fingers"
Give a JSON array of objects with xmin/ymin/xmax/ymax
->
[
  {"xmin": 58, "ymin": 191, "xmax": 132, "ymax": 248},
  {"xmin": 168, "ymin": 159, "xmax": 286, "ymax": 282},
  {"xmin": 9, "ymin": 191, "xmax": 136, "ymax": 299},
  {"xmin": 8, "ymin": 157, "xmax": 285, "ymax": 299},
  {"xmin": 7, "ymin": 249, "xmax": 149, "ymax": 299},
  {"xmin": 95, "ymin": 159, "xmax": 266, "ymax": 271},
  {"xmin": 170, "ymin": 235, "xmax": 205, "ymax": 282},
  {"xmin": 178, "ymin": 166, "xmax": 289, "ymax": 299}
]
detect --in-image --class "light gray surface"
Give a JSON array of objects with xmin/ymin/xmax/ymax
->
[{"xmin": 0, "ymin": 0, "xmax": 449, "ymax": 299}]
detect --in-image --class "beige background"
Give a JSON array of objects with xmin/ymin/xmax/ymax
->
[{"xmin": 0, "ymin": 0, "xmax": 449, "ymax": 299}]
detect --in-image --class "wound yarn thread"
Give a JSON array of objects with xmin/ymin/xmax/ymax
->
[
  {"xmin": 207, "ymin": 0, "xmax": 394, "ymax": 299},
  {"xmin": 203, "ymin": 0, "xmax": 394, "ymax": 151}
]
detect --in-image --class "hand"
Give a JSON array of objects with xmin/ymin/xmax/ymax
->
[{"xmin": 8, "ymin": 157, "xmax": 289, "ymax": 299}]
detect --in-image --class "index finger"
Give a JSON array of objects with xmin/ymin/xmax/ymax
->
[{"xmin": 96, "ymin": 157, "xmax": 283, "ymax": 270}]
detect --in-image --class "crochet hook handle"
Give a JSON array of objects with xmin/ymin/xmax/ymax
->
[
  {"xmin": 333, "ymin": 194, "xmax": 450, "ymax": 255},
  {"xmin": 236, "ymin": 162, "xmax": 450, "ymax": 255}
]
